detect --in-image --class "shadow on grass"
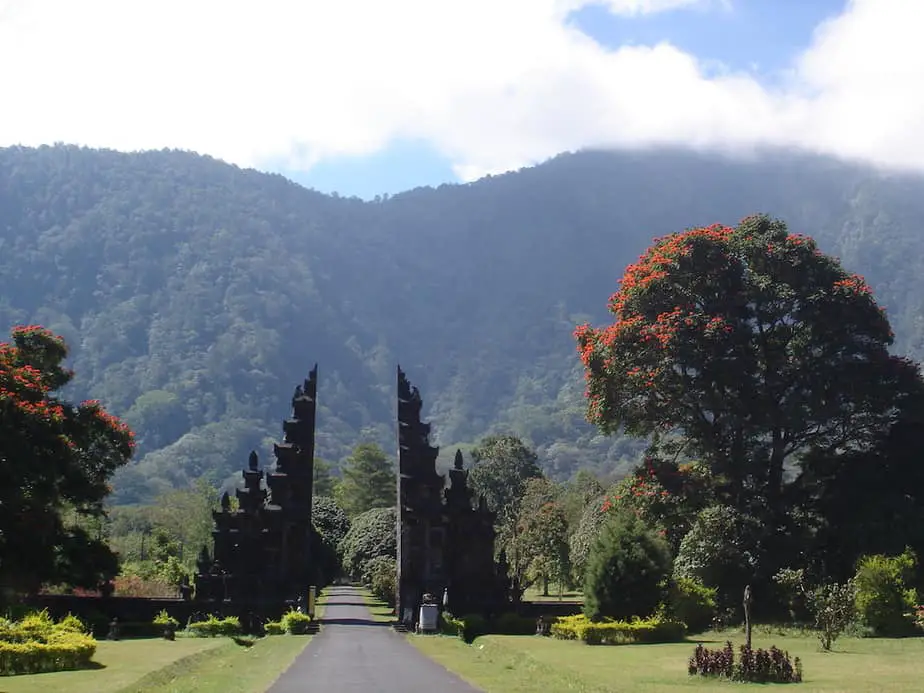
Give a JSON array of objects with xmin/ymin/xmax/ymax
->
[{"xmin": 319, "ymin": 617, "xmax": 392, "ymax": 628}]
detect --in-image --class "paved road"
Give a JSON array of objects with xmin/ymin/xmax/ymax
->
[{"xmin": 267, "ymin": 585, "xmax": 483, "ymax": 693}]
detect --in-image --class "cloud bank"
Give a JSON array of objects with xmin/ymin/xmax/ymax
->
[{"xmin": 0, "ymin": 0, "xmax": 921, "ymax": 181}]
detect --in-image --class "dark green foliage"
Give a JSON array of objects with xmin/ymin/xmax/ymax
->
[
  {"xmin": 338, "ymin": 507, "xmax": 396, "ymax": 579},
  {"xmin": 0, "ymin": 327, "xmax": 133, "ymax": 595},
  {"xmin": 311, "ymin": 495, "xmax": 350, "ymax": 574},
  {"xmin": 468, "ymin": 435, "xmax": 544, "ymax": 519},
  {"xmin": 313, "ymin": 459, "xmax": 336, "ymax": 498},
  {"xmin": 673, "ymin": 505, "xmax": 763, "ymax": 613},
  {"xmin": 579, "ymin": 214, "xmax": 923, "ymax": 525},
  {"xmin": 5, "ymin": 145, "xmax": 924, "ymax": 504},
  {"xmin": 334, "ymin": 443, "xmax": 395, "ymax": 518},
  {"xmin": 363, "ymin": 555, "xmax": 396, "ymax": 607},
  {"xmin": 689, "ymin": 642, "xmax": 802, "ymax": 683},
  {"xmin": 583, "ymin": 512, "xmax": 672, "ymax": 622},
  {"xmin": 854, "ymin": 549, "xmax": 919, "ymax": 637},
  {"xmin": 666, "ymin": 577, "xmax": 717, "ymax": 634},
  {"xmin": 312, "ymin": 496, "xmax": 351, "ymax": 548},
  {"xmin": 798, "ymin": 400, "xmax": 924, "ymax": 583}
]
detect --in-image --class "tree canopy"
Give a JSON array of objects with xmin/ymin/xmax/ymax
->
[
  {"xmin": 334, "ymin": 443, "xmax": 395, "ymax": 517},
  {"xmin": 0, "ymin": 325, "xmax": 134, "ymax": 594},
  {"xmin": 576, "ymin": 215, "xmax": 924, "ymax": 516}
]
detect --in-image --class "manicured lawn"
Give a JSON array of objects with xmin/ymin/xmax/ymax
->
[
  {"xmin": 116, "ymin": 634, "xmax": 312, "ymax": 693},
  {"xmin": 0, "ymin": 638, "xmax": 224, "ymax": 693},
  {"xmin": 359, "ymin": 588, "xmax": 396, "ymax": 623},
  {"xmin": 1, "ymin": 630, "xmax": 315, "ymax": 693},
  {"xmin": 411, "ymin": 630, "xmax": 924, "ymax": 693}
]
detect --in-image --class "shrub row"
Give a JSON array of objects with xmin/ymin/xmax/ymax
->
[
  {"xmin": 0, "ymin": 633, "xmax": 97, "ymax": 676},
  {"xmin": 184, "ymin": 615, "xmax": 241, "ymax": 637},
  {"xmin": 264, "ymin": 610, "xmax": 314, "ymax": 635},
  {"xmin": 688, "ymin": 641, "xmax": 802, "ymax": 683},
  {"xmin": 551, "ymin": 614, "xmax": 686, "ymax": 645},
  {"xmin": 440, "ymin": 612, "xmax": 537, "ymax": 643},
  {"xmin": 0, "ymin": 610, "xmax": 97, "ymax": 676}
]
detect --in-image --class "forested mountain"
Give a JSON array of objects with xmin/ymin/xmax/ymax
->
[{"xmin": 2, "ymin": 144, "xmax": 923, "ymax": 504}]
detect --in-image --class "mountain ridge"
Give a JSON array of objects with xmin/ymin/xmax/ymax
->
[{"xmin": 2, "ymin": 143, "xmax": 922, "ymax": 503}]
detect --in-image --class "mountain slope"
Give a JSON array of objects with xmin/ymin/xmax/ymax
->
[{"xmin": 1, "ymin": 144, "xmax": 923, "ymax": 502}]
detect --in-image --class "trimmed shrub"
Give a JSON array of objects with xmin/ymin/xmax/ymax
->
[
  {"xmin": 666, "ymin": 577, "xmax": 717, "ymax": 634},
  {"xmin": 492, "ymin": 613, "xmax": 536, "ymax": 635},
  {"xmin": 153, "ymin": 610, "xmax": 180, "ymax": 630},
  {"xmin": 0, "ymin": 611, "xmax": 97, "ymax": 676},
  {"xmin": 551, "ymin": 614, "xmax": 685, "ymax": 645},
  {"xmin": 688, "ymin": 642, "xmax": 802, "ymax": 683},
  {"xmin": 264, "ymin": 620, "xmax": 286, "ymax": 635},
  {"xmin": 364, "ymin": 555, "xmax": 397, "ymax": 607},
  {"xmin": 854, "ymin": 549, "xmax": 919, "ymax": 637},
  {"xmin": 439, "ymin": 613, "xmax": 488, "ymax": 643},
  {"xmin": 185, "ymin": 615, "xmax": 241, "ymax": 637},
  {"xmin": 281, "ymin": 610, "xmax": 313, "ymax": 635},
  {"xmin": 583, "ymin": 511, "xmax": 672, "ymax": 621}
]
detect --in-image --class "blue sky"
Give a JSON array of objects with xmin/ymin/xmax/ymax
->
[
  {"xmin": 289, "ymin": 0, "xmax": 847, "ymax": 199},
  {"xmin": 3, "ymin": 1, "xmax": 921, "ymax": 194}
]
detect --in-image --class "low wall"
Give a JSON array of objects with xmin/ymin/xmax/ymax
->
[{"xmin": 517, "ymin": 601, "xmax": 583, "ymax": 618}]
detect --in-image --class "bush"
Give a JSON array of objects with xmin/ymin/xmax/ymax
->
[
  {"xmin": 491, "ymin": 612, "xmax": 536, "ymax": 635},
  {"xmin": 0, "ymin": 611, "xmax": 97, "ymax": 676},
  {"xmin": 666, "ymin": 577, "xmax": 717, "ymax": 634},
  {"xmin": 806, "ymin": 581, "xmax": 856, "ymax": 650},
  {"xmin": 281, "ymin": 610, "xmax": 313, "ymax": 634},
  {"xmin": 583, "ymin": 511, "xmax": 672, "ymax": 621},
  {"xmin": 264, "ymin": 620, "xmax": 286, "ymax": 635},
  {"xmin": 185, "ymin": 615, "xmax": 241, "ymax": 637},
  {"xmin": 551, "ymin": 614, "xmax": 685, "ymax": 645},
  {"xmin": 673, "ymin": 505, "xmax": 763, "ymax": 614},
  {"xmin": 339, "ymin": 507, "xmax": 396, "ymax": 579},
  {"xmin": 364, "ymin": 555, "xmax": 397, "ymax": 607},
  {"xmin": 153, "ymin": 609, "xmax": 180, "ymax": 630},
  {"xmin": 688, "ymin": 642, "xmax": 802, "ymax": 683},
  {"xmin": 439, "ymin": 613, "xmax": 488, "ymax": 643},
  {"xmin": 854, "ymin": 549, "xmax": 919, "ymax": 637}
]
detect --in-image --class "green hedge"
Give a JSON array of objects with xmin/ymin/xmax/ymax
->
[
  {"xmin": 0, "ymin": 611, "xmax": 97, "ymax": 676},
  {"xmin": 281, "ymin": 610, "xmax": 313, "ymax": 634},
  {"xmin": 185, "ymin": 615, "xmax": 241, "ymax": 637},
  {"xmin": 440, "ymin": 612, "xmax": 539, "ymax": 643},
  {"xmin": 551, "ymin": 614, "xmax": 686, "ymax": 645}
]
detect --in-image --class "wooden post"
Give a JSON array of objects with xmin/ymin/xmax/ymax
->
[{"xmin": 743, "ymin": 584, "xmax": 753, "ymax": 649}]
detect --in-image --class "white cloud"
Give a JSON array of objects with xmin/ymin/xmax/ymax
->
[{"xmin": 0, "ymin": 0, "xmax": 922, "ymax": 183}]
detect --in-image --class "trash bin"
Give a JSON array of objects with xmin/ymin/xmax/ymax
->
[{"xmin": 419, "ymin": 603, "xmax": 439, "ymax": 633}]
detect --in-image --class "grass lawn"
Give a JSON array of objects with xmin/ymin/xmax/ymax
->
[
  {"xmin": 116, "ymin": 634, "xmax": 312, "ymax": 693},
  {"xmin": 358, "ymin": 588, "xmax": 396, "ymax": 623},
  {"xmin": 411, "ymin": 630, "xmax": 924, "ymax": 693},
  {"xmin": 1, "ymin": 631, "xmax": 315, "ymax": 693},
  {"xmin": 0, "ymin": 638, "xmax": 224, "ymax": 693}
]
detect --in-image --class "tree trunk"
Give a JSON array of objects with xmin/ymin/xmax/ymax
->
[
  {"xmin": 542, "ymin": 576, "xmax": 549, "ymax": 597},
  {"xmin": 767, "ymin": 429, "xmax": 786, "ymax": 516},
  {"xmin": 743, "ymin": 585, "xmax": 753, "ymax": 650}
]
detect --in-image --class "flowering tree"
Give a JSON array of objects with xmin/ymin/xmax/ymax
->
[
  {"xmin": 0, "ymin": 325, "xmax": 134, "ymax": 594},
  {"xmin": 576, "ymin": 214, "xmax": 923, "ymax": 517}
]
